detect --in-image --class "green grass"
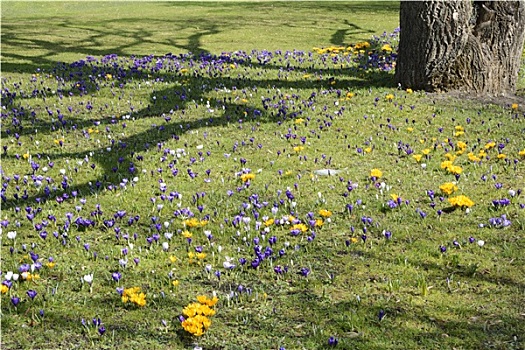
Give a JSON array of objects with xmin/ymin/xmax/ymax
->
[
  {"xmin": 1, "ymin": 1, "xmax": 399, "ymax": 72},
  {"xmin": 1, "ymin": 2, "xmax": 525, "ymax": 350}
]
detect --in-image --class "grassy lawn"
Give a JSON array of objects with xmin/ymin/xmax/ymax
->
[
  {"xmin": 1, "ymin": 1, "xmax": 399, "ymax": 72},
  {"xmin": 1, "ymin": 2, "xmax": 525, "ymax": 350}
]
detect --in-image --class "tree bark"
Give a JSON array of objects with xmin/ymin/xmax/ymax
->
[{"xmin": 395, "ymin": 1, "xmax": 525, "ymax": 95}]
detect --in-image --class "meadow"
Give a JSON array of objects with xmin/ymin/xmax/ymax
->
[{"xmin": 1, "ymin": 2, "xmax": 524, "ymax": 349}]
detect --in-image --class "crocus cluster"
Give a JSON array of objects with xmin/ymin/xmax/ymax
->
[
  {"xmin": 181, "ymin": 295, "xmax": 219, "ymax": 337},
  {"xmin": 486, "ymin": 214, "xmax": 511, "ymax": 228},
  {"xmin": 120, "ymin": 286, "xmax": 146, "ymax": 307},
  {"xmin": 448, "ymin": 195, "xmax": 475, "ymax": 209}
]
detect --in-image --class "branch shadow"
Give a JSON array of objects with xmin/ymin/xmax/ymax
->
[
  {"xmin": 272, "ymin": 245, "xmax": 524, "ymax": 349},
  {"xmin": 331, "ymin": 20, "xmax": 375, "ymax": 47},
  {"xmin": 1, "ymin": 16, "xmax": 219, "ymax": 74}
]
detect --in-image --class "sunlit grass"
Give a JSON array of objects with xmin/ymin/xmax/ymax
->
[{"xmin": 1, "ymin": 2, "xmax": 525, "ymax": 350}]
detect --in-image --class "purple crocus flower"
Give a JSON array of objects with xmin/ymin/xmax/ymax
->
[
  {"xmin": 387, "ymin": 200, "xmax": 397, "ymax": 209},
  {"xmin": 33, "ymin": 262, "xmax": 42, "ymax": 271},
  {"xmin": 378, "ymin": 309, "xmax": 386, "ymax": 321},
  {"xmin": 112, "ymin": 272, "xmax": 122, "ymax": 282},
  {"xmin": 290, "ymin": 229, "xmax": 301, "ymax": 236},
  {"xmin": 328, "ymin": 336, "xmax": 338, "ymax": 346},
  {"xmin": 250, "ymin": 258, "xmax": 261, "ymax": 269},
  {"xmin": 27, "ymin": 290, "xmax": 37, "ymax": 300},
  {"xmin": 299, "ymin": 267, "xmax": 310, "ymax": 277},
  {"xmin": 11, "ymin": 297, "xmax": 20, "ymax": 306}
]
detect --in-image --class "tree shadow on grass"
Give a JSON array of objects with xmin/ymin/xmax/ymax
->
[
  {"xmin": 326, "ymin": 249, "xmax": 524, "ymax": 348},
  {"xmin": 1, "ymin": 1, "xmax": 399, "ymax": 74},
  {"xmin": 1, "ymin": 48, "xmax": 396, "ymax": 211},
  {"xmin": 0, "ymin": 16, "xmax": 219, "ymax": 74},
  {"xmin": 275, "ymin": 267, "xmax": 524, "ymax": 349},
  {"xmin": 331, "ymin": 20, "xmax": 375, "ymax": 47}
]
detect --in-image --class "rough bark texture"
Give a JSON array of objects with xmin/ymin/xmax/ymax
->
[{"xmin": 395, "ymin": 1, "xmax": 525, "ymax": 95}]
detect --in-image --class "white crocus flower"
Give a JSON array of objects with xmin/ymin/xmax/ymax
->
[
  {"xmin": 5, "ymin": 271, "xmax": 13, "ymax": 280},
  {"xmin": 83, "ymin": 274, "xmax": 93, "ymax": 284},
  {"xmin": 223, "ymin": 257, "xmax": 236, "ymax": 269}
]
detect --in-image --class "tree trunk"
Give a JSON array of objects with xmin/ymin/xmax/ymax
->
[{"xmin": 395, "ymin": 1, "xmax": 525, "ymax": 95}]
